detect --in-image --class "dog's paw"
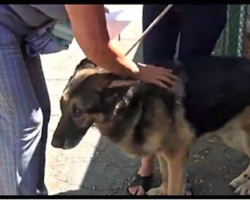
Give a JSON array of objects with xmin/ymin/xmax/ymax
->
[
  {"xmin": 234, "ymin": 180, "xmax": 250, "ymax": 195},
  {"xmin": 230, "ymin": 174, "xmax": 250, "ymax": 195},
  {"xmin": 146, "ymin": 187, "xmax": 167, "ymax": 196}
]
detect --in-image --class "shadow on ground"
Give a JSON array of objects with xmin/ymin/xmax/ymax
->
[
  {"xmin": 55, "ymin": 132, "xmax": 249, "ymax": 196},
  {"xmin": 54, "ymin": 43, "xmax": 249, "ymax": 196}
]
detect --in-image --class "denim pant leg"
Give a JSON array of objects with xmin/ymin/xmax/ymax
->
[
  {"xmin": 142, "ymin": 5, "xmax": 227, "ymax": 64},
  {"xmin": 142, "ymin": 4, "xmax": 180, "ymax": 66},
  {"xmin": 23, "ymin": 47, "xmax": 51, "ymax": 195},
  {"xmin": 178, "ymin": 5, "xmax": 227, "ymax": 59},
  {"xmin": 0, "ymin": 24, "xmax": 50, "ymax": 195}
]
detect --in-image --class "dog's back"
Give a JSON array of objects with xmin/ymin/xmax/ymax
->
[{"xmin": 179, "ymin": 56, "xmax": 250, "ymax": 136}]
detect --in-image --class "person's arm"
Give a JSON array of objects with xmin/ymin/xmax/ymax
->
[
  {"xmin": 65, "ymin": 5, "xmax": 139, "ymax": 76},
  {"xmin": 65, "ymin": 5, "xmax": 177, "ymax": 88}
]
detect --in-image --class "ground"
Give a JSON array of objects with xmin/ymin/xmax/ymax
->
[{"xmin": 41, "ymin": 5, "xmax": 249, "ymax": 196}]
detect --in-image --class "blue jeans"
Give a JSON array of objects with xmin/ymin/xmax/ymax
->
[
  {"xmin": 0, "ymin": 23, "xmax": 50, "ymax": 195},
  {"xmin": 143, "ymin": 4, "xmax": 227, "ymax": 65}
]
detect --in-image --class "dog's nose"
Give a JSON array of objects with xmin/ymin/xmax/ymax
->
[{"xmin": 51, "ymin": 137, "xmax": 65, "ymax": 148}]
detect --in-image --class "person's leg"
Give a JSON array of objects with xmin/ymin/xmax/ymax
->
[
  {"xmin": 23, "ymin": 50, "xmax": 51, "ymax": 195},
  {"xmin": 143, "ymin": 4, "xmax": 180, "ymax": 66},
  {"xmin": 178, "ymin": 5, "xmax": 227, "ymax": 59},
  {"xmin": 128, "ymin": 155, "xmax": 155, "ymax": 195},
  {"xmin": 172, "ymin": 5, "xmax": 227, "ymax": 195},
  {"xmin": 0, "ymin": 23, "xmax": 49, "ymax": 195},
  {"xmin": 128, "ymin": 5, "xmax": 180, "ymax": 196}
]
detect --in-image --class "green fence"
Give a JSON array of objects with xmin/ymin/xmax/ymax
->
[{"xmin": 213, "ymin": 4, "xmax": 248, "ymax": 57}]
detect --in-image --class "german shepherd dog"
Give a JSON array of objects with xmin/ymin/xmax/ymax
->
[{"xmin": 51, "ymin": 56, "xmax": 250, "ymax": 195}]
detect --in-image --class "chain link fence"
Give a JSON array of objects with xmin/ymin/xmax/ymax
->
[{"xmin": 213, "ymin": 4, "xmax": 250, "ymax": 57}]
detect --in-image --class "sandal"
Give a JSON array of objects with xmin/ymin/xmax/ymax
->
[{"xmin": 127, "ymin": 174, "xmax": 153, "ymax": 195}]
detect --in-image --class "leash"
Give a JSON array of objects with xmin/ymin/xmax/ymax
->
[{"xmin": 125, "ymin": 4, "xmax": 174, "ymax": 56}]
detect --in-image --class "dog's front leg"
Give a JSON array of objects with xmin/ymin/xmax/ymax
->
[
  {"xmin": 146, "ymin": 153, "xmax": 169, "ymax": 195},
  {"xmin": 158, "ymin": 153, "xmax": 169, "ymax": 193},
  {"xmin": 166, "ymin": 150, "xmax": 187, "ymax": 195}
]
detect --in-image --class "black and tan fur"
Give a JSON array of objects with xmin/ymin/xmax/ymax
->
[{"xmin": 52, "ymin": 56, "xmax": 250, "ymax": 195}]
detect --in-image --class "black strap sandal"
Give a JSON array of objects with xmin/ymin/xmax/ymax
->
[{"xmin": 127, "ymin": 174, "xmax": 153, "ymax": 195}]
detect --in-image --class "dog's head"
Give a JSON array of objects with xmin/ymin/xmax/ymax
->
[{"xmin": 51, "ymin": 58, "xmax": 138, "ymax": 149}]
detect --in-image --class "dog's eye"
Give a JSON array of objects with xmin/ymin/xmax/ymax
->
[{"xmin": 72, "ymin": 105, "xmax": 84, "ymax": 118}]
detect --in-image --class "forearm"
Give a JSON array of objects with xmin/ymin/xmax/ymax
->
[{"xmin": 65, "ymin": 5, "xmax": 139, "ymax": 78}]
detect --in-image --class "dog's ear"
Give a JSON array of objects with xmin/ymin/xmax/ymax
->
[
  {"xmin": 171, "ymin": 81, "xmax": 185, "ymax": 100},
  {"xmin": 170, "ymin": 60, "xmax": 187, "ymax": 99},
  {"xmin": 108, "ymin": 79, "xmax": 139, "ymax": 88},
  {"xmin": 76, "ymin": 58, "xmax": 97, "ymax": 71},
  {"xmin": 81, "ymin": 74, "xmax": 118, "ymax": 91},
  {"xmin": 85, "ymin": 72, "xmax": 139, "ymax": 90}
]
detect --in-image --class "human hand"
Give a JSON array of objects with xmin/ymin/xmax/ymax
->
[{"xmin": 136, "ymin": 63, "xmax": 178, "ymax": 89}]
